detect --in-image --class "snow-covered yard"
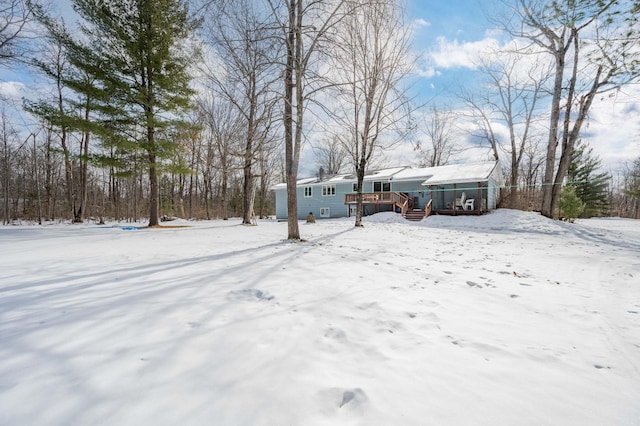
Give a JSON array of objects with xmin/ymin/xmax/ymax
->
[{"xmin": 1, "ymin": 209, "xmax": 639, "ymax": 425}]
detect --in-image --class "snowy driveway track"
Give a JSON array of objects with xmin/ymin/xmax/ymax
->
[{"xmin": 0, "ymin": 210, "xmax": 639, "ymax": 425}]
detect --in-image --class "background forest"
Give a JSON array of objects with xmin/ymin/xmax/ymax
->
[{"xmin": 1, "ymin": 0, "xmax": 639, "ymax": 228}]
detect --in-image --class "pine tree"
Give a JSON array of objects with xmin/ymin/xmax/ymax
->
[
  {"xmin": 35, "ymin": 0, "xmax": 197, "ymax": 226},
  {"xmin": 567, "ymin": 140, "xmax": 610, "ymax": 218},
  {"xmin": 559, "ymin": 185, "xmax": 585, "ymax": 222}
]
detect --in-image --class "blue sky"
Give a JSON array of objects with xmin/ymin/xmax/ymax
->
[
  {"xmin": 406, "ymin": 0, "xmax": 498, "ymax": 94},
  {"xmin": 401, "ymin": 0, "xmax": 639, "ymax": 171},
  {"xmin": 1, "ymin": 0, "xmax": 638, "ymax": 172}
]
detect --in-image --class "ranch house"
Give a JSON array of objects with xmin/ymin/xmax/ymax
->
[{"xmin": 273, "ymin": 161, "xmax": 502, "ymax": 221}]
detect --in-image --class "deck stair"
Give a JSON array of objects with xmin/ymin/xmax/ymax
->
[{"xmin": 404, "ymin": 209, "xmax": 425, "ymax": 221}]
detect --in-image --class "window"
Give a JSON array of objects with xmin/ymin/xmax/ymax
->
[
  {"xmin": 320, "ymin": 207, "xmax": 330, "ymax": 217},
  {"xmin": 322, "ymin": 184, "xmax": 336, "ymax": 196},
  {"xmin": 373, "ymin": 181, "xmax": 390, "ymax": 192},
  {"xmin": 352, "ymin": 183, "xmax": 358, "ymax": 192},
  {"xmin": 304, "ymin": 186, "xmax": 312, "ymax": 197}
]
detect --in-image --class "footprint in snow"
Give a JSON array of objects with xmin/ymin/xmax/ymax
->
[
  {"xmin": 324, "ymin": 327, "xmax": 347, "ymax": 342},
  {"xmin": 339, "ymin": 388, "xmax": 367, "ymax": 408},
  {"xmin": 226, "ymin": 288, "xmax": 274, "ymax": 302},
  {"xmin": 594, "ymin": 364, "xmax": 611, "ymax": 370}
]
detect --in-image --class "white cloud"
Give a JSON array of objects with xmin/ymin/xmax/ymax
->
[
  {"xmin": 582, "ymin": 88, "xmax": 640, "ymax": 169},
  {"xmin": 411, "ymin": 18, "xmax": 431, "ymax": 30},
  {"xmin": 0, "ymin": 81, "xmax": 26, "ymax": 100},
  {"xmin": 430, "ymin": 36, "xmax": 500, "ymax": 70},
  {"xmin": 412, "ymin": 66, "xmax": 440, "ymax": 79}
]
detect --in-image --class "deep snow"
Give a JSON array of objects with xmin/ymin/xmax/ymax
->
[{"xmin": 0, "ymin": 209, "xmax": 639, "ymax": 425}]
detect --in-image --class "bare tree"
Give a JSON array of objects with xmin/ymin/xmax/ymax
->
[
  {"xmin": 414, "ymin": 105, "xmax": 457, "ymax": 167},
  {"xmin": 458, "ymin": 88, "xmax": 501, "ymax": 163},
  {"xmin": 24, "ymin": 21, "xmax": 98, "ymax": 223},
  {"xmin": 24, "ymin": 34, "xmax": 76, "ymax": 220},
  {"xmin": 1, "ymin": 0, "xmax": 35, "ymax": 63},
  {"xmin": 0, "ymin": 107, "xmax": 17, "ymax": 223},
  {"xmin": 504, "ymin": 0, "xmax": 640, "ymax": 218},
  {"xmin": 256, "ymin": 133, "xmax": 280, "ymax": 219},
  {"xmin": 267, "ymin": 0, "xmax": 352, "ymax": 239},
  {"xmin": 313, "ymin": 136, "xmax": 348, "ymax": 175},
  {"xmin": 465, "ymin": 49, "xmax": 551, "ymax": 208},
  {"xmin": 329, "ymin": 0, "xmax": 412, "ymax": 227},
  {"xmin": 618, "ymin": 157, "xmax": 640, "ymax": 218},
  {"xmin": 201, "ymin": 0, "xmax": 280, "ymax": 225},
  {"xmin": 519, "ymin": 136, "xmax": 545, "ymax": 210},
  {"xmin": 196, "ymin": 93, "xmax": 243, "ymax": 220}
]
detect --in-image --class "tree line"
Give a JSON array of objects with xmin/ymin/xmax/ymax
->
[{"xmin": 1, "ymin": 0, "xmax": 639, "ymax": 234}]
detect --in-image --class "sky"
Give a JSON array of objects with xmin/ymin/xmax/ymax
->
[
  {"xmin": 401, "ymin": 0, "xmax": 640, "ymax": 174},
  {"xmin": 1, "ymin": 0, "xmax": 638, "ymax": 175}
]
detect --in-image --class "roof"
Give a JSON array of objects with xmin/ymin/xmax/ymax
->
[
  {"xmin": 272, "ymin": 161, "xmax": 500, "ymax": 189},
  {"xmin": 420, "ymin": 162, "xmax": 500, "ymax": 186}
]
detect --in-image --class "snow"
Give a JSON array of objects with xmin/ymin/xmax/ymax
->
[
  {"xmin": 420, "ymin": 161, "xmax": 499, "ymax": 185},
  {"xmin": 1, "ymin": 210, "xmax": 639, "ymax": 425}
]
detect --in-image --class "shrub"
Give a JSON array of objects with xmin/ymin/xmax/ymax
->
[{"xmin": 559, "ymin": 185, "xmax": 585, "ymax": 222}]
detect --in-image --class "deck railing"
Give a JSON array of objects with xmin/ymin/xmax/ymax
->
[{"xmin": 344, "ymin": 192, "xmax": 410, "ymax": 216}]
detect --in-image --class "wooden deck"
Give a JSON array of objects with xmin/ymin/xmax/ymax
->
[
  {"xmin": 431, "ymin": 209, "xmax": 487, "ymax": 216},
  {"xmin": 344, "ymin": 192, "xmax": 435, "ymax": 220},
  {"xmin": 344, "ymin": 192, "xmax": 411, "ymax": 216},
  {"xmin": 344, "ymin": 192, "xmax": 488, "ymax": 219}
]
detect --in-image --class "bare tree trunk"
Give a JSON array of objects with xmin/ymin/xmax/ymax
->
[
  {"xmin": 1, "ymin": 113, "xmax": 13, "ymax": 224},
  {"xmin": 74, "ymin": 127, "xmax": 90, "ymax": 223},
  {"xmin": 354, "ymin": 158, "xmax": 366, "ymax": 227},
  {"xmin": 283, "ymin": 0, "xmax": 300, "ymax": 239},
  {"xmin": 270, "ymin": 0, "xmax": 350, "ymax": 239}
]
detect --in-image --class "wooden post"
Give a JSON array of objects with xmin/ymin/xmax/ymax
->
[{"xmin": 453, "ymin": 183, "xmax": 457, "ymax": 216}]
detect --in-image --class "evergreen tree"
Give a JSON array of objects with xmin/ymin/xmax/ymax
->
[
  {"xmin": 567, "ymin": 140, "xmax": 610, "ymax": 218},
  {"xmin": 559, "ymin": 185, "xmax": 585, "ymax": 222},
  {"xmin": 35, "ymin": 0, "xmax": 198, "ymax": 226}
]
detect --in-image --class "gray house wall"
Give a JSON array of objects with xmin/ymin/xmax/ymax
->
[
  {"xmin": 275, "ymin": 181, "xmax": 354, "ymax": 220},
  {"xmin": 388, "ymin": 181, "xmax": 432, "ymax": 210},
  {"xmin": 276, "ymin": 179, "xmax": 432, "ymax": 220},
  {"xmin": 275, "ymin": 187, "xmax": 288, "ymax": 219},
  {"xmin": 426, "ymin": 164, "xmax": 501, "ymax": 211},
  {"xmin": 428, "ymin": 181, "xmax": 498, "ymax": 211},
  {"xmin": 429, "ymin": 182, "xmax": 483, "ymax": 210},
  {"xmin": 274, "ymin": 162, "xmax": 502, "ymax": 220}
]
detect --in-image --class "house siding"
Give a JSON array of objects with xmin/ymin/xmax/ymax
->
[
  {"xmin": 275, "ymin": 181, "xmax": 352, "ymax": 220},
  {"xmin": 274, "ymin": 161, "xmax": 502, "ymax": 219},
  {"xmin": 388, "ymin": 181, "xmax": 432, "ymax": 210},
  {"xmin": 428, "ymin": 181, "xmax": 498, "ymax": 211},
  {"xmin": 275, "ymin": 187, "xmax": 288, "ymax": 219}
]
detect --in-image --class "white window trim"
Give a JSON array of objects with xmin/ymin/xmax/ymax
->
[
  {"xmin": 320, "ymin": 207, "xmax": 330, "ymax": 217},
  {"xmin": 303, "ymin": 186, "xmax": 312, "ymax": 197},
  {"xmin": 322, "ymin": 184, "xmax": 336, "ymax": 196},
  {"xmin": 373, "ymin": 181, "xmax": 391, "ymax": 192}
]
